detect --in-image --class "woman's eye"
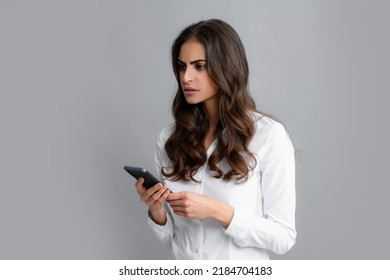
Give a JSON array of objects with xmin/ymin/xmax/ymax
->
[
  {"xmin": 196, "ymin": 63, "xmax": 206, "ymax": 70},
  {"xmin": 178, "ymin": 63, "xmax": 186, "ymax": 71}
]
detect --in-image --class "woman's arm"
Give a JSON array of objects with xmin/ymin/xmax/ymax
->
[
  {"xmin": 166, "ymin": 192, "xmax": 234, "ymax": 228},
  {"xmin": 224, "ymin": 122, "xmax": 296, "ymax": 255},
  {"xmin": 166, "ymin": 122, "xmax": 296, "ymax": 255},
  {"xmin": 134, "ymin": 178, "xmax": 170, "ymax": 225},
  {"xmin": 143, "ymin": 126, "xmax": 176, "ymax": 246}
]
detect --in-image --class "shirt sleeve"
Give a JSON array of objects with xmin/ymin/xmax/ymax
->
[
  {"xmin": 146, "ymin": 127, "xmax": 175, "ymax": 247},
  {"xmin": 146, "ymin": 207, "xmax": 175, "ymax": 246},
  {"xmin": 224, "ymin": 122, "xmax": 296, "ymax": 255}
]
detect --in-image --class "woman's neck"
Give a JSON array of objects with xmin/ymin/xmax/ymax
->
[
  {"xmin": 203, "ymin": 97, "xmax": 220, "ymax": 149},
  {"xmin": 204, "ymin": 95, "xmax": 220, "ymax": 131}
]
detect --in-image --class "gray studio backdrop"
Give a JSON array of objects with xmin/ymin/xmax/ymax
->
[{"xmin": 1, "ymin": 0, "xmax": 389, "ymax": 259}]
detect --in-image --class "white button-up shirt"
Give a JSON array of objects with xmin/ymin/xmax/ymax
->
[{"xmin": 148, "ymin": 113, "xmax": 296, "ymax": 259}]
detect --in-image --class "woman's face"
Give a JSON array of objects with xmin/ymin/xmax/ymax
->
[{"xmin": 178, "ymin": 39, "xmax": 219, "ymax": 108}]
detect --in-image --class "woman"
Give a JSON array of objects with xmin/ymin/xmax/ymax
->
[{"xmin": 135, "ymin": 19, "xmax": 296, "ymax": 259}]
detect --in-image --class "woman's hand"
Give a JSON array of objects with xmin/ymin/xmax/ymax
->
[
  {"xmin": 167, "ymin": 192, "xmax": 234, "ymax": 228},
  {"xmin": 135, "ymin": 178, "xmax": 170, "ymax": 225}
]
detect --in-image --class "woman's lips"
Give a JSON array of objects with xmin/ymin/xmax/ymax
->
[{"xmin": 183, "ymin": 87, "xmax": 198, "ymax": 95}]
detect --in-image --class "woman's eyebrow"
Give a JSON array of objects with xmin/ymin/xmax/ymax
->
[{"xmin": 178, "ymin": 58, "xmax": 207, "ymax": 64}]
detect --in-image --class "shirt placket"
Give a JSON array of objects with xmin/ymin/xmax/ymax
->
[{"xmin": 193, "ymin": 165, "xmax": 206, "ymax": 259}]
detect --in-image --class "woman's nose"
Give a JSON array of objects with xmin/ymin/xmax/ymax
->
[{"xmin": 182, "ymin": 68, "xmax": 193, "ymax": 83}]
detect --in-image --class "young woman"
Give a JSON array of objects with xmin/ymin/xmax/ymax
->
[{"xmin": 135, "ymin": 19, "xmax": 296, "ymax": 260}]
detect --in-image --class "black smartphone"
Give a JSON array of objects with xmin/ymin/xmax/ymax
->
[{"xmin": 124, "ymin": 166, "xmax": 163, "ymax": 189}]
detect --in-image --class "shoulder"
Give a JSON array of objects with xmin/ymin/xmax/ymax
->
[
  {"xmin": 249, "ymin": 111, "xmax": 293, "ymax": 152},
  {"xmin": 250, "ymin": 111, "xmax": 285, "ymax": 135},
  {"xmin": 156, "ymin": 123, "xmax": 175, "ymax": 146}
]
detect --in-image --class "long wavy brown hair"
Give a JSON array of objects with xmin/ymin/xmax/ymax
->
[{"xmin": 162, "ymin": 19, "xmax": 258, "ymax": 183}]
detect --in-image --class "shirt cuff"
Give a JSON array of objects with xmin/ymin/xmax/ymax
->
[
  {"xmin": 224, "ymin": 207, "xmax": 253, "ymax": 246},
  {"xmin": 146, "ymin": 210, "xmax": 174, "ymax": 238}
]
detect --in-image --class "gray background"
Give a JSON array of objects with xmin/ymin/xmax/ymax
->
[{"xmin": 1, "ymin": 0, "xmax": 389, "ymax": 259}]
